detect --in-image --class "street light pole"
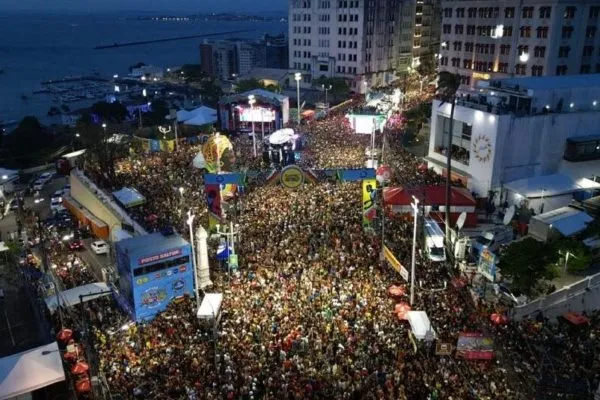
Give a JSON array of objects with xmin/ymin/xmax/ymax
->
[
  {"xmin": 410, "ymin": 196, "xmax": 419, "ymax": 306},
  {"xmin": 187, "ymin": 211, "xmax": 201, "ymax": 310},
  {"xmin": 295, "ymin": 72, "xmax": 302, "ymax": 124},
  {"xmin": 322, "ymin": 84, "xmax": 332, "ymax": 107},
  {"xmin": 248, "ymin": 95, "xmax": 257, "ymax": 157}
]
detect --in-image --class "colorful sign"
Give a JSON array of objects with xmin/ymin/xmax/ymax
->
[
  {"xmin": 376, "ymin": 165, "xmax": 392, "ymax": 184},
  {"xmin": 202, "ymin": 134, "xmax": 234, "ymax": 173},
  {"xmin": 383, "ymin": 245, "xmax": 409, "ymax": 281},
  {"xmin": 138, "ymin": 248, "xmax": 183, "ymax": 265},
  {"xmin": 205, "ymin": 184, "xmax": 223, "ymax": 231},
  {"xmin": 362, "ymin": 179, "xmax": 377, "ymax": 228},
  {"xmin": 456, "ymin": 332, "xmax": 495, "ymax": 360},
  {"xmin": 339, "ymin": 168, "xmax": 376, "ymax": 182},
  {"xmin": 280, "ymin": 165, "xmax": 305, "ymax": 188},
  {"xmin": 478, "ymin": 247, "xmax": 496, "ymax": 282},
  {"xmin": 228, "ymin": 254, "xmax": 238, "ymax": 271},
  {"xmin": 204, "ymin": 173, "xmax": 245, "ymax": 186}
]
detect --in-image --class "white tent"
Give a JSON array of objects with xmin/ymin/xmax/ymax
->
[
  {"xmin": 0, "ymin": 342, "xmax": 66, "ymax": 399},
  {"xmin": 192, "ymin": 152, "xmax": 207, "ymax": 169},
  {"xmin": 197, "ymin": 293, "xmax": 223, "ymax": 321},
  {"xmin": 407, "ymin": 311, "xmax": 435, "ymax": 341},
  {"xmin": 179, "ymin": 106, "xmax": 218, "ymax": 126},
  {"xmin": 45, "ymin": 282, "xmax": 112, "ymax": 312}
]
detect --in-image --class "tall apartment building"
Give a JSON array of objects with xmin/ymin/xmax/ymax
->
[
  {"xmin": 438, "ymin": 1, "xmax": 600, "ymax": 87},
  {"xmin": 398, "ymin": 0, "xmax": 442, "ymax": 71},
  {"xmin": 290, "ymin": 0, "xmax": 437, "ymax": 91}
]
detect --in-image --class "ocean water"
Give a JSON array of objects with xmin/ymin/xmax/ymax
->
[{"xmin": 0, "ymin": 11, "xmax": 287, "ymax": 122}]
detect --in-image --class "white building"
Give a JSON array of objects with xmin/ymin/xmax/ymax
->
[
  {"xmin": 426, "ymin": 74, "xmax": 600, "ymax": 205},
  {"xmin": 438, "ymin": 0, "xmax": 600, "ymax": 88},
  {"xmin": 288, "ymin": 0, "xmax": 441, "ymax": 91}
]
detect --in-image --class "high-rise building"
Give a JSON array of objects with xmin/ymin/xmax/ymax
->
[
  {"xmin": 438, "ymin": 1, "xmax": 600, "ymax": 88},
  {"xmin": 200, "ymin": 40, "xmax": 236, "ymax": 81},
  {"xmin": 290, "ymin": 0, "xmax": 441, "ymax": 92}
]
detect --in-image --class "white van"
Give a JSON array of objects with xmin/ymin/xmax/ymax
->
[{"xmin": 423, "ymin": 217, "xmax": 446, "ymax": 262}]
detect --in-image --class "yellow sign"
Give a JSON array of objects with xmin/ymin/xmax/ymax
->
[
  {"xmin": 362, "ymin": 179, "xmax": 377, "ymax": 228},
  {"xmin": 383, "ymin": 245, "xmax": 409, "ymax": 281},
  {"xmin": 472, "ymin": 72, "xmax": 491, "ymax": 80},
  {"xmin": 280, "ymin": 166, "xmax": 304, "ymax": 188}
]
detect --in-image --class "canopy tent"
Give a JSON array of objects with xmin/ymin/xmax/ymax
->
[
  {"xmin": 0, "ymin": 167, "xmax": 19, "ymax": 181},
  {"xmin": 177, "ymin": 106, "xmax": 218, "ymax": 125},
  {"xmin": 268, "ymin": 128, "xmax": 295, "ymax": 145},
  {"xmin": 45, "ymin": 282, "xmax": 112, "ymax": 312},
  {"xmin": 529, "ymin": 206, "xmax": 593, "ymax": 241},
  {"xmin": 112, "ymin": 187, "xmax": 146, "ymax": 208},
  {"xmin": 0, "ymin": 341, "xmax": 66, "ymax": 399},
  {"xmin": 406, "ymin": 311, "xmax": 435, "ymax": 340},
  {"xmin": 197, "ymin": 293, "xmax": 223, "ymax": 321},
  {"xmin": 220, "ymin": 89, "xmax": 288, "ymax": 107}
]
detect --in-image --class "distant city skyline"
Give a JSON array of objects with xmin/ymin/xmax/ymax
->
[{"xmin": 0, "ymin": 0, "xmax": 283, "ymax": 13}]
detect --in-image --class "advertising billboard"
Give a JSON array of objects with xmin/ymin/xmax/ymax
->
[{"xmin": 131, "ymin": 247, "xmax": 194, "ymax": 321}]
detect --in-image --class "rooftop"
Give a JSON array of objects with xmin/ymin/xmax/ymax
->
[
  {"xmin": 489, "ymin": 74, "xmax": 600, "ymax": 92},
  {"xmin": 115, "ymin": 232, "xmax": 190, "ymax": 261}
]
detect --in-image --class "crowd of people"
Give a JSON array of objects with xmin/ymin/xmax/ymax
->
[{"xmin": 37, "ymin": 95, "xmax": 600, "ymax": 399}]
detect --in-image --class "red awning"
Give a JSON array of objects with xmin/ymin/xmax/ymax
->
[
  {"xmin": 562, "ymin": 311, "xmax": 590, "ymax": 325},
  {"xmin": 383, "ymin": 185, "xmax": 475, "ymax": 207}
]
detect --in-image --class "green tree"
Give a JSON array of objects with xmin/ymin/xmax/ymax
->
[
  {"xmin": 556, "ymin": 238, "xmax": 592, "ymax": 273},
  {"xmin": 199, "ymin": 79, "xmax": 223, "ymax": 108},
  {"xmin": 76, "ymin": 114, "xmax": 119, "ymax": 181},
  {"xmin": 180, "ymin": 64, "xmax": 206, "ymax": 83},
  {"xmin": 4, "ymin": 116, "xmax": 51, "ymax": 153},
  {"xmin": 91, "ymin": 101, "xmax": 128, "ymax": 123},
  {"xmin": 234, "ymin": 78, "xmax": 264, "ymax": 93},
  {"xmin": 143, "ymin": 99, "xmax": 169, "ymax": 126},
  {"xmin": 437, "ymin": 71, "xmax": 461, "ymax": 244},
  {"xmin": 497, "ymin": 238, "xmax": 560, "ymax": 296}
]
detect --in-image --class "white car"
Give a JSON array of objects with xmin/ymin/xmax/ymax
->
[
  {"xmin": 38, "ymin": 172, "xmax": 54, "ymax": 183},
  {"xmin": 33, "ymin": 180, "xmax": 45, "ymax": 191},
  {"xmin": 90, "ymin": 240, "xmax": 109, "ymax": 255},
  {"xmin": 52, "ymin": 190, "xmax": 63, "ymax": 199},
  {"xmin": 50, "ymin": 197, "xmax": 65, "ymax": 213}
]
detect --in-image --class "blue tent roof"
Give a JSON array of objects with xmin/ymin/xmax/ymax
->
[{"xmin": 112, "ymin": 187, "xmax": 146, "ymax": 208}]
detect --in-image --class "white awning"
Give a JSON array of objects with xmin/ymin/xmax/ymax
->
[
  {"xmin": 505, "ymin": 173, "xmax": 600, "ymax": 198},
  {"xmin": 407, "ymin": 311, "xmax": 435, "ymax": 341},
  {"xmin": 197, "ymin": 293, "xmax": 223, "ymax": 320},
  {"xmin": 179, "ymin": 106, "xmax": 217, "ymax": 125},
  {"xmin": 0, "ymin": 342, "xmax": 66, "ymax": 399},
  {"xmin": 45, "ymin": 282, "xmax": 112, "ymax": 312}
]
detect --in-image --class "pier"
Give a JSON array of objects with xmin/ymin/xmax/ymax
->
[{"xmin": 94, "ymin": 29, "xmax": 254, "ymax": 50}]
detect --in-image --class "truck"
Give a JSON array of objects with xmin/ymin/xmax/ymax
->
[{"xmin": 423, "ymin": 217, "xmax": 446, "ymax": 262}]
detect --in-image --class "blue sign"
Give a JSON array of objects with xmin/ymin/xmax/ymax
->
[
  {"xmin": 338, "ymin": 168, "xmax": 376, "ymax": 182},
  {"xmin": 150, "ymin": 140, "xmax": 160, "ymax": 152},
  {"xmin": 204, "ymin": 173, "xmax": 245, "ymax": 185}
]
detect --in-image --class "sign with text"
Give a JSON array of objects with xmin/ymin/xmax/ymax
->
[
  {"xmin": 138, "ymin": 248, "xmax": 183, "ymax": 266},
  {"xmin": 362, "ymin": 179, "xmax": 377, "ymax": 228},
  {"xmin": 478, "ymin": 247, "xmax": 496, "ymax": 282},
  {"xmin": 339, "ymin": 168, "xmax": 376, "ymax": 182},
  {"xmin": 383, "ymin": 245, "xmax": 409, "ymax": 281},
  {"xmin": 435, "ymin": 342, "xmax": 453, "ymax": 356}
]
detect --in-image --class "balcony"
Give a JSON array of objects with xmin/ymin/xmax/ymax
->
[{"xmin": 434, "ymin": 145, "xmax": 470, "ymax": 166}]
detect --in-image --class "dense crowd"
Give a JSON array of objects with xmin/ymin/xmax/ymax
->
[{"xmin": 39, "ymin": 97, "xmax": 600, "ymax": 399}]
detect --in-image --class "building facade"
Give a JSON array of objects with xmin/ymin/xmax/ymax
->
[
  {"xmin": 426, "ymin": 74, "xmax": 600, "ymax": 198},
  {"xmin": 438, "ymin": 1, "xmax": 600, "ymax": 88},
  {"xmin": 288, "ymin": 0, "xmax": 440, "ymax": 91}
]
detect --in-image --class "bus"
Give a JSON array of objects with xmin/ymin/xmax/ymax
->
[{"xmin": 423, "ymin": 217, "xmax": 446, "ymax": 262}]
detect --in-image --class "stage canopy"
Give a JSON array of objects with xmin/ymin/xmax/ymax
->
[
  {"xmin": 45, "ymin": 282, "xmax": 112, "ymax": 312},
  {"xmin": 220, "ymin": 88, "xmax": 288, "ymax": 107},
  {"xmin": 197, "ymin": 293, "xmax": 223, "ymax": 321},
  {"xmin": 112, "ymin": 187, "xmax": 146, "ymax": 208},
  {"xmin": 406, "ymin": 311, "xmax": 435, "ymax": 340},
  {"xmin": 0, "ymin": 341, "xmax": 66, "ymax": 399},
  {"xmin": 269, "ymin": 128, "xmax": 295, "ymax": 145},
  {"xmin": 505, "ymin": 173, "xmax": 600, "ymax": 198}
]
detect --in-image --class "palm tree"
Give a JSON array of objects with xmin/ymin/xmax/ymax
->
[{"xmin": 436, "ymin": 71, "xmax": 461, "ymax": 249}]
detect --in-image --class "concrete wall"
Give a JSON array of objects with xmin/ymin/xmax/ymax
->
[
  {"xmin": 511, "ymin": 272, "xmax": 600, "ymax": 321},
  {"xmin": 69, "ymin": 169, "xmax": 147, "ymax": 240}
]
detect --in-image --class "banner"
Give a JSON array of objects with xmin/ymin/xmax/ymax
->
[
  {"xmin": 362, "ymin": 179, "xmax": 377, "ymax": 228},
  {"xmin": 478, "ymin": 247, "xmax": 496, "ymax": 282},
  {"xmin": 456, "ymin": 332, "xmax": 495, "ymax": 360},
  {"xmin": 383, "ymin": 245, "xmax": 409, "ymax": 281},
  {"xmin": 204, "ymin": 173, "xmax": 245, "ymax": 186},
  {"xmin": 205, "ymin": 184, "xmax": 222, "ymax": 231},
  {"xmin": 339, "ymin": 168, "xmax": 376, "ymax": 182},
  {"xmin": 150, "ymin": 140, "xmax": 160, "ymax": 152}
]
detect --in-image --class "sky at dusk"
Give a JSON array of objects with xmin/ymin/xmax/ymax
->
[{"xmin": 0, "ymin": 0, "xmax": 283, "ymax": 13}]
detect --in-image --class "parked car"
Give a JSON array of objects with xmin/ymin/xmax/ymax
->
[
  {"xmin": 90, "ymin": 240, "xmax": 109, "ymax": 255},
  {"xmin": 9, "ymin": 198, "xmax": 22, "ymax": 211},
  {"xmin": 33, "ymin": 180, "xmax": 45, "ymax": 191},
  {"xmin": 68, "ymin": 239, "xmax": 84, "ymax": 251},
  {"xmin": 51, "ymin": 198, "xmax": 65, "ymax": 213},
  {"xmin": 38, "ymin": 172, "xmax": 54, "ymax": 183}
]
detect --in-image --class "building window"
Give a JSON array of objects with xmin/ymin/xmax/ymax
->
[
  {"xmin": 581, "ymin": 65, "xmax": 591, "ymax": 74},
  {"xmin": 440, "ymin": 56, "xmax": 448, "ymax": 66},
  {"xmin": 586, "ymin": 26, "xmax": 597, "ymax": 39},
  {"xmin": 583, "ymin": 46, "xmax": 594, "ymax": 57},
  {"xmin": 596, "ymin": 64, "xmax": 600, "ymax": 73},
  {"xmin": 500, "ymin": 44, "xmax": 511, "ymax": 55},
  {"xmin": 466, "ymin": 25, "xmax": 475, "ymax": 35},
  {"xmin": 556, "ymin": 65, "xmax": 568, "ymax": 75},
  {"xmin": 536, "ymin": 26, "xmax": 549, "ymax": 38},
  {"xmin": 564, "ymin": 6, "xmax": 576, "ymax": 19},
  {"xmin": 503, "ymin": 26, "xmax": 513, "ymax": 37},
  {"xmin": 520, "ymin": 26, "xmax": 531, "ymax": 38},
  {"xmin": 534, "ymin": 46, "xmax": 546, "ymax": 57},
  {"xmin": 558, "ymin": 46, "xmax": 570, "ymax": 58},
  {"xmin": 539, "ymin": 7, "xmax": 551, "ymax": 19},
  {"xmin": 498, "ymin": 63, "xmax": 509, "ymax": 73},
  {"xmin": 562, "ymin": 26, "xmax": 574, "ymax": 39},
  {"xmin": 451, "ymin": 57, "xmax": 459, "ymax": 67},
  {"xmin": 465, "ymin": 42, "xmax": 474, "ymax": 52},
  {"xmin": 468, "ymin": 8, "xmax": 476, "ymax": 18},
  {"xmin": 521, "ymin": 7, "xmax": 533, "ymax": 19},
  {"xmin": 455, "ymin": 25, "xmax": 464, "ymax": 34},
  {"xmin": 453, "ymin": 41, "xmax": 462, "ymax": 51},
  {"xmin": 505, "ymin": 7, "xmax": 515, "ymax": 18},
  {"xmin": 517, "ymin": 45, "xmax": 529, "ymax": 56},
  {"xmin": 515, "ymin": 64, "xmax": 527, "ymax": 75},
  {"xmin": 443, "ymin": 8, "xmax": 452, "ymax": 18},
  {"xmin": 590, "ymin": 7, "xmax": 600, "ymax": 18},
  {"xmin": 460, "ymin": 75, "xmax": 471, "ymax": 85},
  {"xmin": 443, "ymin": 24, "xmax": 451, "ymax": 34},
  {"xmin": 456, "ymin": 8, "xmax": 465, "ymax": 18},
  {"xmin": 531, "ymin": 65, "xmax": 544, "ymax": 76}
]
